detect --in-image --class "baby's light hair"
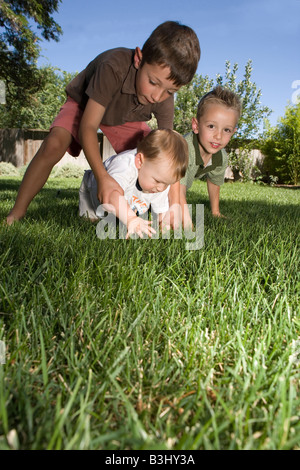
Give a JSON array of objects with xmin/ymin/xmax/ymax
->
[
  {"xmin": 197, "ymin": 85, "xmax": 242, "ymax": 122},
  {"xmin": 137, "ymin": 129, "xmax": 188, "ymax": 180}
]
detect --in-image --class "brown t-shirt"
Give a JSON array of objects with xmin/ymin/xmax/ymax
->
[{"xmin": 65, "ymin": 48, "xmax": 174, "ymax": 128}]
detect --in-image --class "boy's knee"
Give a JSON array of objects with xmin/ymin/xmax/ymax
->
[{"xmin": 41, "ymin": 128, "xmax": 72, "ymax": 162}]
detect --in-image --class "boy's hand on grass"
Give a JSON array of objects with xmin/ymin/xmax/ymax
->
[
  {"xmin": 183, "ymin": 217, "xmax": 194, "ymax": 231},
  {"xmin": 160, "ymin": 219, "xmax": 171, "ymax": 234},
  {"xmin": 212, "ymin": 211, "xmax": 227, "ymax": 219},
  {"xmin": 5, "ymin": 209, "xmax": 25, "ymax": 226},
  {"xmin": 163, "ymin": 204, "xmax": 182, "ymax": 231},
  {"xmin": 126, "ymin": 215, "xmax": 156, "ymax": 239},
  {"xmin": 5, "ymin": 213, "xmax": 17, "ymax": 226}
]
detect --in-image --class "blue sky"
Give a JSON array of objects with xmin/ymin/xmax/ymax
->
[{"xmin": 37, "ymin": 0, "xmax": 300, "ymax": 128}]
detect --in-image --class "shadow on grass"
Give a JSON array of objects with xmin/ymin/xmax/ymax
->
[
  {"xmin": 1, "ymin": 179, "xmax": 300, "ymax": 234},
  {"xmin": 1, "ymin": 180, "xmax": 299, "ymax": 322},
  {"xmin": 186, "ymin": 184, "xmax": 300, "ymax": 245},
  {"xmin": 0, "ymin": 178, "xmax": 80, "ymax": 227}
]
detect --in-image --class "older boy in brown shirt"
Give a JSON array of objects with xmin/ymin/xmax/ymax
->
[{"xmin": 6, "ymin": 21, "xmax": 200, "ymax": 226}]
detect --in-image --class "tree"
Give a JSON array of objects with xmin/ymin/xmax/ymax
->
[
  {"xmin": 0, "ymin": 0, "xmax": 62, "ymax": 105},
  {"xmin": 0, "ymin": 65, "xmax": 77, "ymax": 128},
  {"xmin": 173, "ymin": 74, "xmax": 214, "ymax": 134},
  {"xmin": 262, "ymin": 103, "xmax": 300, "ymax": 185}
]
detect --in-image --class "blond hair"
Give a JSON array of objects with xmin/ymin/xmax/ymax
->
[
  {"xmin": 137, "ymin": 129, "xmax": 188, "ymax": 179},
  {"xmin": 197, "ymin": 85, "xmax": 242, "ymax": 121}
]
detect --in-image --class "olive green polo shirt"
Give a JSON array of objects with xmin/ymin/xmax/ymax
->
[
  {"xmin": 65, "ymin": 47, "xmax": 174, "ymax": 128},
  {"xmin": 181, "ymin": 132, "xmax": 228, "ymax": 189}
]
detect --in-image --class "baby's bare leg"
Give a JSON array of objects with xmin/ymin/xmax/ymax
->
[{"xmin": 6, "ymin": 127, "xmax": 73, "ymax": 224}]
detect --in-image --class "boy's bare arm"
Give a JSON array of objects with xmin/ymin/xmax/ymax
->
[
  {"xmin": 105, "ymin": 189, "xmax": 136, "ymax": 224},
  {"xmin": 207, "ymin": 178, "xmax": 223, "ymax": 217},
  {"xmin": 166, "ymin": 181, "xmax": 182, "ymax": 230},
  {"xmin": 179, "ymin": 184, "xmax": 193, "ymax": 229},
  {"xmin": 79, "ymin": 98, "xmax": 122, "ymax": 205}
]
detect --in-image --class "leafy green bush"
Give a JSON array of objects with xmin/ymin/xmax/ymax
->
[
  {"xmin": 262, "ymin": 103, "xmax": 300, "ymax": 184},
  {"xmin": 51, "ymin": 164, "xmax": 85, "ymax": 179},
  {"xmin": 0, "ymin": 162, "xmax": 20, "ymax": 176}
]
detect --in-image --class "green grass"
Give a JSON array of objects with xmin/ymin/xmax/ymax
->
[{"xmin": 0, "ymin": 177, "xmax": 299, "ymax": 450}]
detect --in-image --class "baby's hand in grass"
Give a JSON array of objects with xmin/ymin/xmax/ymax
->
[{"xmin": 126, "ymin": 216, "xmax": 156, "ymax": 239}]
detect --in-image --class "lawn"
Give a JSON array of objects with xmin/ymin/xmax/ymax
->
[{"xmin": 0, "ymin": 176, "xmax": 299, "ymax": 450}]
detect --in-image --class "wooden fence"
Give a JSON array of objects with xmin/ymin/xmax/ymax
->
[{"xmin": 0, "ymin": 128, "xmax": 115, "ymax": 169}]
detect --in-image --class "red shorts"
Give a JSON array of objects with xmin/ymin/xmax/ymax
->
[{"xmin": 50, "ymin": 97, "xmax": 151, "ymax": 156}]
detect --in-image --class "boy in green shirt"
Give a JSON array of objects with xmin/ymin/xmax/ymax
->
[{"xmin": 180, "ymin": 86, "xmax": 242, "ymax": 228}]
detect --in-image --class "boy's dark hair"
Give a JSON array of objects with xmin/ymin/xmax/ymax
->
[
  {"xmin": 141, "ymin": 21, "xmax": 200, "ymax": 87},
  {"xmin": 137, "ymin": 129, "xmax": 189, "ymax": 180},
  {"xmin": 197, "ymin": 85, "xmax": 242, "ymax": 121}
]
